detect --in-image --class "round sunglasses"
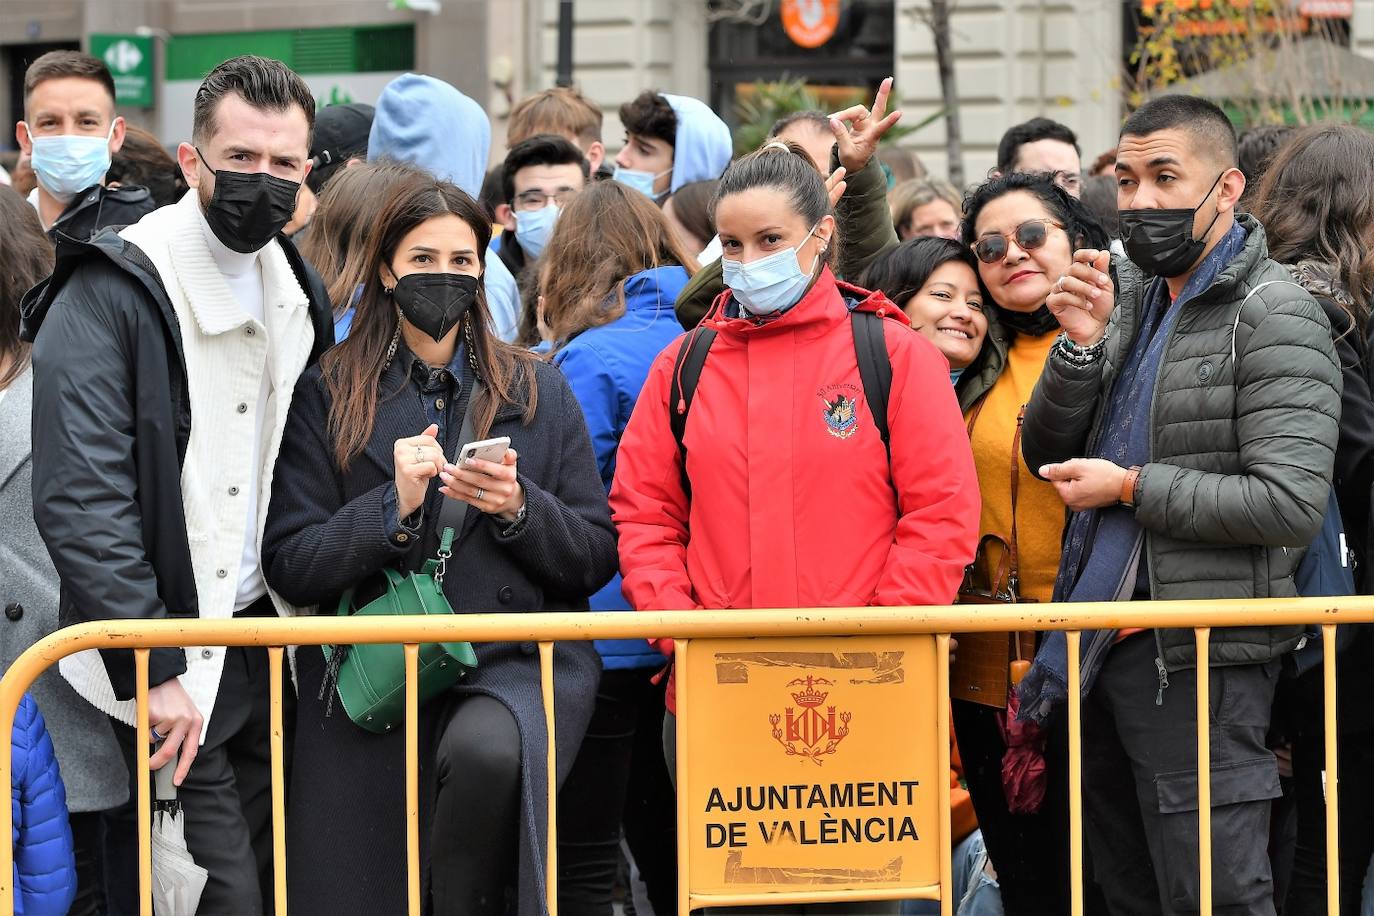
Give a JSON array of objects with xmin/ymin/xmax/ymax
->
[{"xmin": 973, "ymin": 219, "xmax": 1065, "ymax": 264}]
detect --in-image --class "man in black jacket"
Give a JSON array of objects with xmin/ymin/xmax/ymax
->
[
  {"xmin": 14, "ymin": 50, "xmax": 155, "ymax": 241},
  {"xmin": 24, "ymin": 55, "xmax": 332, "ymax": 914}
]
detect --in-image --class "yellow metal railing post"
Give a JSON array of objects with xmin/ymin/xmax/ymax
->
[
  {"xmin": 675, "ymin": 639, "xmax": 690, "ymax": 916},
  {"xmin": 936, "ymin": 634, "xmax": 953, "ymax": 916},
  {"xmin": 268, "ymin": 646, "xmax": 288, "ymax": 915},
  {"xmin": 135, "ymin": 648, "xmax": 153, "ymax": 916},
  {"xmin": 404, "ymin": 643, "xmax": 420, "ymax": 916},
  {"xmin": 1196, "ymin": 628, "xmax": 1212, "ymax": 916},
  {"xmin": 1323, "ymin": 623, "xmax": 1340, "ymax": 916},
  {"xmin": 539, "ymin": 641, "xmax": 558, "ymax": 916},
  {"xmin": 1066, "ymin": 630, "xmax": 1083, "ymax": 916}
]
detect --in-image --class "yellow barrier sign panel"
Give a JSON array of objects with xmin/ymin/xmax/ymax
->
[{"xmin": 678, "ymin": 634, "xmax": 943, "ymax": 903}]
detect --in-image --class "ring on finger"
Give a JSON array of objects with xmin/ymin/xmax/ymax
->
[
  {"xmin": 475, "ymin": 488, "xmax": 485, "ymax": 501},
  {"xmin": 150, "ymin": 726, "xmax": 164, "ymax": 743},
  {"xmin": 414, "ymin": 446, "xmax": 424, "ymax": 464}
]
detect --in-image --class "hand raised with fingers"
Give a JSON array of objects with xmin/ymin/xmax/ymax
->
[
  {"xmin": 825, "ymin": 167, "xmax": 849, "ymax": 208},
  {"xmin": 1045, "ymin": 249, "xmax": 1115, "ymax": 347},
  {"xmin": 393, "ymin": 423, "xmax": 444, "ymax": 519},
  {"xmin": 829, "ymin": 76, "xmax": 903, "ymax": 174}
]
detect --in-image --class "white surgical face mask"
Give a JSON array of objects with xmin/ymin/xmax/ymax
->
[
  {"xmin": 613, "ymin": 166, "xmax": 671, "ymax": 201},
  {"xmin": 25, "ymin": 122, "xmax": 115, "ymax": 203},
  {"xmin": 721, "ymin": 223, "xmax": 823, "ymax": 317}
]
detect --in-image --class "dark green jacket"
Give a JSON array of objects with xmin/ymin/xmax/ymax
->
[
  {"xmin": 673, "ymin": 153, "xmax": 900, "ymax": 329},
  {"xmin": 1021, "ymin": 216, "xmax": 1342, "ymax": 671}
]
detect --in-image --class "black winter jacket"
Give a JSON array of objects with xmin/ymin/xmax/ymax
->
[
  {"xmin": 20, "ymin": 229, "xmax": 334, "ymax": 697},
  {"xmin": 48, "ymin": 183, "xmax": 156, "ymax": 243}
]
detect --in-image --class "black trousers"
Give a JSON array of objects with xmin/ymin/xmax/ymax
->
[
  {"xmin": 952, "ymin": 697, "xmax": 1079, "ymax": 916},
  {"xmin": 1083, "ymin": 633, "xmax": 1281, "ymax": 916},
  {"xmin": 557, "ymin": 666, "xmax": 677, "ymax": 915},
  {"xmin": 1282, "ymin": 728, "xmax": 1374, "ymax": 915},
  {"xmin": 109, "ymin": 643, "xmax": 286, "ymax": 916},
  {"xmin": 431, "ymin": 693, "xmax": 523, "ymax": 916},
  {"xmin": 67, "ymin": 811, "xmax": 105, "ymax": 916}
]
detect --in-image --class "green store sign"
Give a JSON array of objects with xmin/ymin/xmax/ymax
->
[{"xmin": 90, "ymin": 34, "xmax": 155, "ymax": 108}]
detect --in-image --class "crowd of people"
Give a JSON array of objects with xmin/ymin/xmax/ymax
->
[{"xmin": 1, "ymin": 45, "xmax": 1372, "ymax": 916}]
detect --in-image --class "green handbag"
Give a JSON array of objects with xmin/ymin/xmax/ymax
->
[
  {"xmin": 322, "ymin": 536, "xmax": 479, "ymax": 734},
  {"xmin": 321, "ymin": 378, "xmax": 485, "ymax": 734}
]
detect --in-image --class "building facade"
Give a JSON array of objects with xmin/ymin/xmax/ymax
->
[{"xmin": 3, "ymin": 0, "xmax": 1372, "ymax": 182}]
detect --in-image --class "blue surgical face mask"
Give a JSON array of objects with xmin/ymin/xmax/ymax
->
[
  {"xmin": 25, "ymin": 122, "xmax": 115, "ymax": 203},
  {"xmin": 514, "ymin": 204, "xmax": 559, "ymax": 260},
  {"xmin": 613, "ymin": 166, "xmax": 671, "ymax": 201},
  {"xmin": 721, "ymin": 223, "xmax": 823, "ymax": 317}
]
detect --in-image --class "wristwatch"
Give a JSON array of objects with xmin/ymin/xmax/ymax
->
[{"xmin": 1120, "ymin": 466, "xmax": 1142, "ymax": 508}]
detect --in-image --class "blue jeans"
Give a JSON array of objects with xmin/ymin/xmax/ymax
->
[{"xmin": 902, "ymin": 831, "xmax": 1004, "ymax": 916}]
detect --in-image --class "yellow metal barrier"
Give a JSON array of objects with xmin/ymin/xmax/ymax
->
[{"xmin": 0, "ymin": 596, "xmax": 1368, "ymax": 915}]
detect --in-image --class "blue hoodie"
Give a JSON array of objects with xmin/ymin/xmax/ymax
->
[
  {"xmin": 551, "ymin": 265, "xmax": 691, "ymax": 669},
  {"xmin": 368, "ymin": 73, "xmax": 520, "ymax": 342},
  {"xmin": 660, "ymin": 94, "xmax": 733, "ymax": 194}
]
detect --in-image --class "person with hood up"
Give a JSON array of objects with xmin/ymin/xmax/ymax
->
[
  {"xmin": 610, "ymin": 140, "xmax": 980, "ymax": 916},
  {"xmin": 534, "ymin": 179, "xmax": 697, "ymax": 914},
  {"xmin": 612, "ymin": 90, "xmax": 732, "ymax": 203},
  {"xmin": 368, "ymin": 73, "xmax": 522, "ymax": 343}
]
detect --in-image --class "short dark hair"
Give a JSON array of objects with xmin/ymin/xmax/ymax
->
[
  {"xmin": 858, "ymin": 236, "xmax": 983, "ymax": 310},
  {"xmin": 501, "ymin": 134, "xmax": 590, "ymax": 203},
  {"xmin": 1237, "ymin": 123, "xmax": 1294, "ymax": 190},
  {"xmin": 23, "ymin": 50, "xmax": 115, "ymax": 107},
  {"xmin": 961, "ymin": 171, "xmax": 1109, "ymax": 253},
  {"xmin": 1078, "ymin": 174, "xmax": 1119, "ymax": 238},
  {"xmin": 619, "ymin": 91, "xmax": 676, "ymax": 147},
  {"xmin": 1120, "ymin": 95, "xmax": 1238, "ymax": 168},
  {"xmin": 192, "ymin": 55, "xmax": 316, "ymax": 146},
  {"xmin": 768, "ymin": 110, "xmax": 830, "ymax": 139},
  {"xmin": 996, "ymin": 118, "xmax": 1080, "ymax": 174}
]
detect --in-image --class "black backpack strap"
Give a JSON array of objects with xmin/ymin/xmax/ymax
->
[
  {"xmin": 668, "ymin": 327, "xmax": 717, "ymax": 499},
  {"xmin": 851, "ymin": 311, "xmax": 893, "ymax": 463}
]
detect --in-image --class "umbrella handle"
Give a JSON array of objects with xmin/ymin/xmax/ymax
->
[{"xmin": 154, "ymin": 750, "xmax": 178, "ymax": 803}]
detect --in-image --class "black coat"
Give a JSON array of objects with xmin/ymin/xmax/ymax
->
[
  {"xmin": 20, "ymin": 229, "xmax": 334, "ymax": 697},
  {"xmin": 49, "ymin": 183, "xmax": 156, "ymax": 242},
  {"xmin": 261, "ymin": 354, "xmax": 617, "ymax": 916}
]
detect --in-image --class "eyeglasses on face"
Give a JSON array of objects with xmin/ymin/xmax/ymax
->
[
  {"xmin": 513, "ymin": 188, "xmax": 580, "ymax": 211},
  {"xmin": 972, "ymin": 219, "xmax": 1065, "ymax": 264}
]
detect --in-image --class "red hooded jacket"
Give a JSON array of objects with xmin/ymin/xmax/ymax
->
[{"xmin": 610, "ymin": 267, "xmax": 980, "ymax": 711}]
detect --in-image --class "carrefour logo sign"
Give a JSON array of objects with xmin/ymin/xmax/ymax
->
[{"xmin": 103, "ymin": 40, "xmax": 143, "ymax": 75}]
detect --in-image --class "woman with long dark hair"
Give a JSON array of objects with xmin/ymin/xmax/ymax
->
[
  {"xmin": 1250, "ymin": 123, "xmax": 1374, "ymax": 916},
  {"xmin": 952, "ymin": 172, "xmax": 1108, "ymax": 915},
  {"xmin": 262, "ymin": 164, "xmax": 617, "ymax": 916}
]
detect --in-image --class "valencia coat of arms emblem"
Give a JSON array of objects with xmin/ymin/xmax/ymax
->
[{"xmin": 769, "ymin": 675, "xmax": 852, "ymax": 764}]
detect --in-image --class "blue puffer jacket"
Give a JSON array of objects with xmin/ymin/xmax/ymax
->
[
  {"xmin": 553, "ymin": 265, "xmax": 691, "ymax": 669},
  {"xmin": 11, "ymin": 693, "xmax": 75, "ymax": 915}
]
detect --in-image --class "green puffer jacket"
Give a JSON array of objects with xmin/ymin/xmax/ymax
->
[{"xmin": 1021, "ymin": 216, "xmax": 1342, "ymax": 672}]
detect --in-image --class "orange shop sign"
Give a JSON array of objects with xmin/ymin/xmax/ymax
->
[
  {"xmin": 781, "ymin": 0, "xmax": 842, "ymax": 49},
  {"xmin": 676, "ymin": 634, "xmax": 948, "ymax": 907}
]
